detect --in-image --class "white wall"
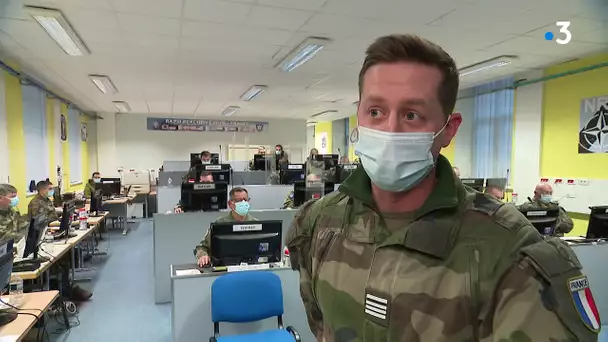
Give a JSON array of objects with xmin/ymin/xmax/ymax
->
[
  {"xmin": 306, "ymin": 125, "xmax": 315, "ymax": 155},
  {"xmin": 98, "ymin": 114, "xmax": 307, "ymax": 171},
  {"xmin": 87, "ymin": 118, "xmax": 98, "ymax": 174},
  {"xmin": 0, "ymin": 72, "xmax": 8, "ymax": 182},
  {"xmin": 331, "ymin": 118, "xmax": 347, "ymax": 157},
  {"xmin": 511, "ymin": 70, "xmax": 544, "ymax": 202},
  {"xmin": 453, "ymin": 91, "xmax": 475, "ymax": 178}
]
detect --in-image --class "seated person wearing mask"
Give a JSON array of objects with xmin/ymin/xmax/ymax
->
[
  {"xmin": 0, "ymin": 183, "xmax": 29, "ymax": 242},
  {"xmin": 517, "ymin": 182, "xmax": 574, "ymax": 237},
  {"xmin": 193, "ymin": 187, "xmax": 256, "ymax": 267},
  {"xmin": 199, "ymin": 150, "xmax": 212, "ymax": 164},
  {"xmin": 84, "ymin": 172, "xmax": 101, "ymax": 199},
  {"xmin": 282, "ymin": 173, "xmax": 323, "ymax": 209},
  {"xmin": 174, "ymin": 172, "xmax": 214, "ymax": 213},
  {"xmin": 28, "ymin": 180, "xmax": 59, "ymax": 224},
  {"xmin": 485, "ymin": 185, "xmax": 504, "ymax": 201}
]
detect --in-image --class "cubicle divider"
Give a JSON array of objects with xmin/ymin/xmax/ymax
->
[
  {"xmin": 171, "ymin": 265, "xmax": 314, "ymax": 342},
  {"xmin": 571, "ymin": 243, "xmax": 608, "ymax": 324},
  {"xmin": 153, "ymin": 209, "xmax": 297, "ymax": 304}
]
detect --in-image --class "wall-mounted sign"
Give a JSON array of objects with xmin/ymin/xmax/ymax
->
[
  {"xmin": 579, "ymin": 95, "xmax": 608, "ymax": 154},
  {"xmin": 146, "ymin": 117, "xmax": 268, "ymax": 133}
]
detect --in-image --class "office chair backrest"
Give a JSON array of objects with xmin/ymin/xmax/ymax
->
[{"xmin": 211, "ymin": 271, "xmax": 284, "ymax": 323}]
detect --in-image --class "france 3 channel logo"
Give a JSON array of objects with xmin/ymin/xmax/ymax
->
[{"xmin": 544, "ymin": 21, "xmax": 572, "ymax": 45}]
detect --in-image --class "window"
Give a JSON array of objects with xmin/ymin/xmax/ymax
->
[
  {"xmin": 472, "ymin": 77, "xmax": 514, "ymax": 179},
  {"xmin": 227, "ymin": 144, "xmax": 270, "ymax": 161},
  {"xmin": 68, "ymin": 107, "xmax": 82, "ymax": 184},
  {"xmin": 22, "ymin": 85, "xmax": 49, "ymax": 192}
]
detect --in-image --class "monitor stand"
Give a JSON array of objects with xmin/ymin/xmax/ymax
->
[{"xmin": 0, "ymin": 309, "xmax": 17, "ymax": 326}]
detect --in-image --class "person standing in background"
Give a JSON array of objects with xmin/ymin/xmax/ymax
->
[
  {"xmin": 517, "ymin": 183, "xmax": 574, "ymax": 237},
  {"xmin": 275, "ymin": 144, "xmax": 289, "ymax": 168},
  {"xmin": 84, "ymin": 172, "xmax": 102, "ymax": 199}
]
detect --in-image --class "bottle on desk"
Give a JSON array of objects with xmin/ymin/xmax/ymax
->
[
  {"xmin": 283, "ymin": 247, "xmax": 290, "ymax": 268},
  {"xmin": 78, "ymin": 208, "xmax": 88, "ymax": 230}
]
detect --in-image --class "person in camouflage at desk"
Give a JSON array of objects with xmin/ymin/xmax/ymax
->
[
  {"xmin": 0, "ymin": 184, "xmax": 29, "ymax": 242},
  {"xmin": 282, "ymin": 174, "xmax": 323, "ymax": 209},
  {"xmin": 28, "ymin": 180, "xmax": 59, "ymax": 225},
  {"xmin": 518, "ymin": 182, "xmax": 574, "ymax": 237},
  {"xmin": 286, "ymin": 34, "xmax": 599, "ymax": 342}
]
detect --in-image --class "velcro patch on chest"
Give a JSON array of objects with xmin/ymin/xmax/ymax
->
[{"xmin": 364, "ymin": 292, "xmax": 390, "ymax": 325}]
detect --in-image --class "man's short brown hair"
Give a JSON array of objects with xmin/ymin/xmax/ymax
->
[
  {"xmin": 359, "ymin": 34, "xmax": 459, "ymax": 116},
  {"xmin": 229, "ymin": 187, "xmax": 248, "ymax": 200},
  {"xmin": 200, "ymin": 151, "xmax": 211, "ymax": 158}
]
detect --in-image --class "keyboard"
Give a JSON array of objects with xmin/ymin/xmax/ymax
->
[
  {"xmin": 226, "ymin": 264, "xmax": 271, "ymax": 272},
  {"xmin": 13, "ymin": 259, "xmax": 42, "ymax": 272}
]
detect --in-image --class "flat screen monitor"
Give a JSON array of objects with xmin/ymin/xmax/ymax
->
[
  {"xmin": 52, "ymin": 186, "xmax": 62, "ymax": 207},
  {"xmin": 96, "ymin": 178, "xmax": 121, "ymax": 197},
  {"xmin": 210, "ymin": 220, "xmax": 282, "ymax": 266},
  {"xmin": 320, "ymin": 154, "xmax": 339, "ymax": 170},
  {"xmin": 519, "ymin": 207, "xmax": 559, "ymax": 236},
  {"xmin": 58, "ymin": 201, "xmax": 76, "ymax": 238},
  {"xmin": 180, "ymin": 182, "xmax": 228, "ymax": 212},
  {"xmin": 335, "ymin": 164, "xmax": 358, "ymax": 183},
  {"xmin": 196, "ymin": 164, "xmax": 231, "ymax": 183},
  {"xmin": 210, "ymin": 153, "xmax": 220, "ymax": 165},
  {"xmin": 461, "ymin": 178, "xmax": 485, "ymax": 192},
  {"xmin": 21, "ymin": 217, "xmax": 47, "ymax": 260},
  {"xmin": 281, "ymin": 164, "xmax": 305, "ymax": 185},
  {"xmin": 586, "ymin": 206, "xmax": 608, "ymax": 239},
  {"xmin": 252, "ymin": 154, "xmax": 270, "ymax": 171},
  {"xmin": 90, "ymin": 189, "xmax": 103, "ymax": 215},
  {"xmin": 0, "ymin": 238, "xmax": 16, "ymax": 326},
  {"xmin": 292, "ymin": 181, "xmax": 335, "ymax": 207}
]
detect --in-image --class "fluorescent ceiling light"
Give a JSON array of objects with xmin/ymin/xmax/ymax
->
[
  {"xmin": 26, "ymin": 6, "xmax": 90, "ymax": 57},
  {"xmin": 276, "ymin": 37, "xmax": 330, "ymax": 72},
  {"xmin": 310, "ymin": 109, "xmax": 338, "ymax": 119},
  {"xmin": 222, "ymin": 106, "xmax": 240, "ymax": 117},
  {"xmin": 240, "ymin": 85, "xmax": 267, "ymax": 101},
  {"xmin": 89, "ymin": 75, "xmax": 117, "ymax": 94},
  {"xmin": 113, "ymin": 101, "xmax": 130, "ymax": 113},
  {"xmin": 459, "ymin": 56, "xmax": 517, "ymax": 77}
]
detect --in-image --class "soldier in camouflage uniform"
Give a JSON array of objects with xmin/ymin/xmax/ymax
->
[
  {"xmin": 517, "ymin": 182, "xmax": 574, "ymax": 237},
  {"xmin": 28, "ymin": 180, "xmax": 59, "ymax": 225},
  {"xmin": 286, "ymin": 34, "xmax": 599, "ymax": 341},
  {"xmin": 0, "ymin": 184, "xmax": 29, "ymax": 242},
  {"xmin": 282, "ymin": 174, "xmax": 323, "ymax": 209},
  {"xmin": 193, "ymin": 187, "xmax": 257, "ymax": 267}
]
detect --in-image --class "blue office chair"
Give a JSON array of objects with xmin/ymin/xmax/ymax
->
[{"xmin": 209, "ymin": 271, "xmax": 301, "ymax": 342}]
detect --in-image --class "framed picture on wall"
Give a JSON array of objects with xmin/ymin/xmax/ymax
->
[
  {"xmin": 81, "ymin": 123, "xmax": 87, "ymax": 142},
  {"xmin": 60, "ymin": 114, "xmax": 67, "ymax": 141}
]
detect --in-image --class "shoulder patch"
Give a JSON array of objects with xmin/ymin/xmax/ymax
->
[{"xmin": 568, "ymin": 275, "xmax": 601, "ymax": 332}]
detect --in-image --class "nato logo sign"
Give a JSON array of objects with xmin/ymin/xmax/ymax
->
[{"xmin": 579, "ymin": 96, "xmax": 608, "ymax": 154}]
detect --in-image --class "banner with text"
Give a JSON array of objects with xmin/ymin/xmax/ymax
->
[{"xmin": 147, "ymin": 117, "xmax": 268, "ymax": 133}]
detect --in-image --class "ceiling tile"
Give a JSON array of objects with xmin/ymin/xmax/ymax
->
[
  {"xmin": 26, "ymin": 0, "xmax": 114, "ymax": 11},
  {"xmin": 110, "ymin": 0, "xmax": 183, "ymax": 18},
  {"xmin": 246, "ymin": 6, "xmax": 313, "ymax": 30},
  {"xmin": 256, "ymin": 0, "xmax": 327, "ymax": 11},
  {"xmin": 62, "ymin": 7, "xmax": 120, "ymax": 30},
  {"xmin": 482, "ymin": 35, "xmax": 605, "ymax": 59},
  {"xmin": 181, "ymin": 21, "xmax": 293, "ymax": 46},
  {"xmin": 299, "ymin": 13, "xmax": 369, "ymax": 39},
  {"xmin": 117, "ymin": 13, "xmax": 181, "ymax": 36},
  {"xmin": 146, "ymin": 101, "xmax": 172, "ymax": 113},
  {"xmin": 183, "ymin": 0, "xmax": 252, "ymax": 23},
  {"xmin": 319, "ymin": 0, "xmax": 393, "ymax": 19},
  {"xmin": 172, "ymin": 101, "xmax": 200, "ymax": 115}
]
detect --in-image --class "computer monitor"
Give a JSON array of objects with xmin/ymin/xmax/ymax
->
[
  {"xmin": 0, "ymin": 238, "xmax": 17, "ymax": 326},
  {"xmin": 320, "ymin": 154, "xmax": 339, "ymax": 170},
  {"xmin": 519, "ymin": 207, "xmax": 559, "ymax": 235},
  {"xmin": 96, "ymin": 178, "xmax": 121, "ymax": 197},
  {"xmin": 210, "ymin": 153, "xmax": 220, "ymax": 165},
  {"xmin": 210, "ymin": 220, "xmax": 282, "ymax": 266},
  {"xmin": 335, "ymin": 164, "xmax": 358, "ymax": 183},
  {"xmin": 52, "ymin": 186, "xmax": 62, "ymax": 207},
  {"xmin": 180, "ymin": 182, "xmax": 228, "ymax": 212},
  {"xmin": 58, "ymin": 202, "xmax": 76, "ymax": 238},
  {"xmin": 90, "ymin": 189, "xmax": 103, "ymax": 216},
  {"xmin": 586, "ymin": 206, "xmax": 608, "ymax": 239},
  {"xmin": 198, "ymin": 164, "xmax": 231, "ymax": 183},
  {"xmin": 292, "ymin": 181, "xmax": 335, "ymax": 207},
  {"xmin": 252, "ymin": 154, "xmax": 270, "ymax": 171},
  {"xmin": 461, "ymin": 178, "xmax": 485, "ymax": 192},
  {"xmin": 281, "ymin": 164, "xmax": 305, "ymax": 185},
  {"xmin": 21, "ymin": 217, "xmax": 48, "ymax": 260}
]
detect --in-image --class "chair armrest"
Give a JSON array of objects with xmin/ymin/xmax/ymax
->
[{"xmin": 286, "ymin": 326, "xmax": 301, "ymax": 341}]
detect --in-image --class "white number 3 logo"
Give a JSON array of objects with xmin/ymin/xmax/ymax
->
[{"xmin": 555, "ymin": 21, "xmax": 572, "ymax": 45}]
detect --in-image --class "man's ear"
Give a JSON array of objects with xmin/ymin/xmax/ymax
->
[{"xmin": 442, "ymin": 112, "xmax": 462, "ymax": 148}]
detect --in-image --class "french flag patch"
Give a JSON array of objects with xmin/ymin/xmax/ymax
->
[{"xmin": 568, "ymin": 276, "xmax": 601, "ymax": 332}]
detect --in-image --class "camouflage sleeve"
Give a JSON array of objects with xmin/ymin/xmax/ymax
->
[
  {"xmin": 193, "ymin": 228, "xmax": 211, "ymax": 259},
  {"xmin": 479, "ymin": 234, "xmax": 600, "ymax": 341},
  {"xmin": 555, "ymin": 207, "xmax": 574, "ymax": 235},
  {"xmin": 282, "ymin": 191, "xmax": 294, "ymax": 209},
  {"xmin": 0, "ymin": 210, "xmax": 30, "ymax": 242},
  {"xmin": 84, "ymin": 183, "xmax": 92, "ymax": 199},
  {"xmin": 285, "ymin": 199, "xmax": 323, "ymax": 338}
]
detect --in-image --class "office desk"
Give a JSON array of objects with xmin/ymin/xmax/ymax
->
[
  {"xmin": 153, "ymin": 209, "xmax": 296, "ymax": 303},
  {"xmin": 0, "ymin": 291, "xmax": 59, "ymax": 341},
  {"xmin": 170, "ymin": 264, "xmax": 314, "ymax": 342},
  {"xmin": 102, "ymin": 196, "xmax": 133, "ymax": 235}
]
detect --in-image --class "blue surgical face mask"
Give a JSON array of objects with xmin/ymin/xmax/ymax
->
[
  {"xmin": 47, "ymin": 190, "xmax": 55, "ymax": 198},
  {"xmin": 93, "ymin": 178, "xmax": 101, "ymax": 183},
  {"xmin": 540, "ymin": 194, "xmax": 553, "ymax": 203},
  {"xmin": 234, "ymin": 201, "xmax": 250, "ymax": 216},
  {"xmin": 275, "ymin": 150, "xmax": 281, "ymax": 155},
  {"xmin": 9, "ymin": 196, "xmax": 19, "ymax": 208},
  {"xmin": 201, "ymin": 160, "xmax": 210, "ymax": 165},
  {"xmin": 353, "ymin": 123, "xmax": 447, "ymax": 192}
]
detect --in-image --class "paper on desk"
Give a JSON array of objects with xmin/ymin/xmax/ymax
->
[
  {"xmin": 175, "ymin": 269, "xmax": 200, "ymax": 276},
  {"xmin": 0, "ymin": 335, "xmax": 18, "ymax": 342}
]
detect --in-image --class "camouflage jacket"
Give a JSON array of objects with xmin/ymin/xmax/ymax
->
[
  {"xmin": 283, "ymin": 191, "xmax": 295, "ymax": 209},
  {"xmin": 517, "ymin": 199, "xmax": 574, "ymax": 237},
  {"xmin": 28, "ymin": 194, "xmax": 59, "ymax": 225},
  {"xmin": 286, "ymin": 155, "xmax": 598, "ymax": 342},
  {"xmin": 193, "ymin": 212, "xmax": 257, "ymax": 259},
  {"xmin": 84, "ymin": 180, "xmax": 95, "ymax": 199},
  {"xmin": 0, "ymin": 207, "xmax": 30, "ymax": 242}
]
